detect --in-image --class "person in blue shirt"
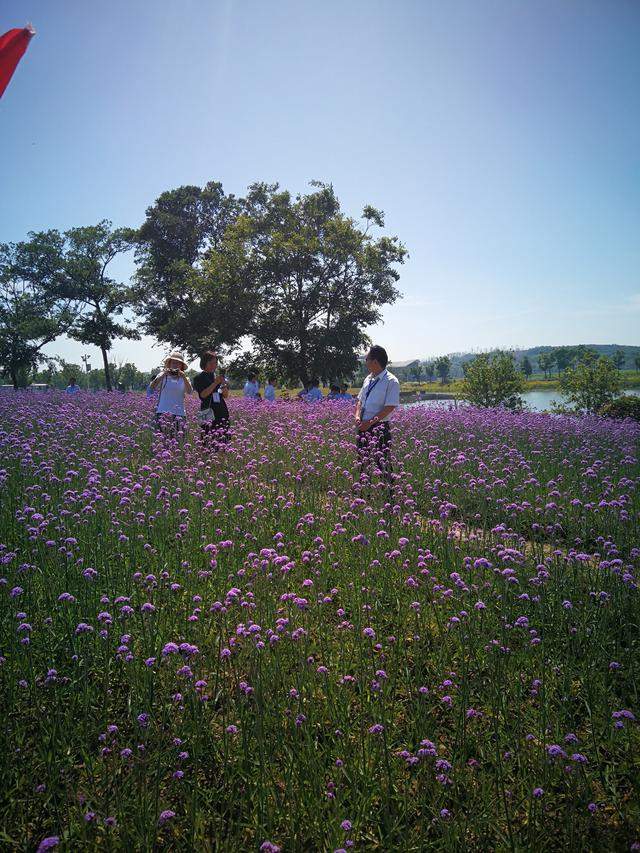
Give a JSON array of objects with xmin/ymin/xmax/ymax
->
[
  {"xmin": 340, "ymin": 383, "xmax": 354, "ymax": 400},
  {"xmin": 355, "ymin": 345, "xmax": 400, "ymax": 484},
  {"xmin": 327, "ymin": 384, "xmax": 340, "ymax": 400},
  {"xmin": 243, "ymin": 373, "xmax": 261, "ymax": 400},
  {"xmin": 264, "ymin": 377, "xmax": 277, "ymax": 402},
  {"xmin": 305, "ymin": 379, "xmax": 324, "ymax": 402},
  {"xmin": 65, "ymin": 377, "xmax": 81, "ymax": 394}
]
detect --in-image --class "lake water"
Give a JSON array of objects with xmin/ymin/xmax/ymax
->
[{"xmin": 408, "ymin": 388, "xmax": 640, "ymax": 413}]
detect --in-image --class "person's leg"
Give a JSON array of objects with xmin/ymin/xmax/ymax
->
[
  {"xmin": 364, "ymin": 423, "xmax": 392, "ymax": 494},
  {"xmin": 357, "ymin": 428, "xmax": 375, "ymax": 484},
  {"xmin": 199, "ymin": 421, "xmax": 212, "ymax": 446},
  {"xmin": 377, "ymin": 422, "xmax": 393, "ymax": 488},
  {"xmin": 213, "ymin": 418, "xmax": 230, "ymax": 446}
]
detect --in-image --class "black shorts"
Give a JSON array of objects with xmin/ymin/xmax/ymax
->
[{"xmin": 357, "ymin": 421, "xmax": 391, "ymax": 453}]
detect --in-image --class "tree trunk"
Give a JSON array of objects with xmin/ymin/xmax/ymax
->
[
  {"xmin": 101, "ymin": 347, "xmax": 112, "ymax": 391},
  {"xmin": 10, "ymin": 367, "xmax": 18, "ymax": 390}
]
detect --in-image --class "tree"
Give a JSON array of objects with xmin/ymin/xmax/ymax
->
[
  {"xmin": 0, "ymin": 232, "xmax": 77, "ymax": 388},
  {"xmin": 460, "ymin": 351, "xmax": 525, "ymax": 409},
  {"xmin": 575, "ymin": 346, "xmax": 598, "ymax": 365},
  {"xmin": 409, "ymin": 362, "xmax": 423, "ymax": 382},
  {"xmin": 559, "ymin": 356, "xmax": 621, "ymax": 413},
  {"xmin": 117, "ymin": 362, "xmax": 148, "ymax": 390},
  {"xmin": 635, "ymin": 355, "xmax": 640, "ymax": 371},
  {"xmin": 551, "ymin": 346, "xmax": 576, "ymax": 374},
  {"xmin": 134, "ymin": 182, "xmax": 248, "ymax": 354},
  {"xmin": 213, "ymin": 182, "xmax": 406, "ymax": 386},
  {"xmin": 424, "ymin": 361, "xmax": 435, "ymax": 383},
  {"xmin": 64, "ymin": 222, "xmax": 138, "ymax": 391},
  {"xmin": 612, "ymin": 349, "xmax": 626, "ymax": 370},
  {"xmin": 537, "ymin": 352, "xmax": 555, "ymax": 380},
  {"xmin": 521, "ymin": 355, "xmax": 533, "ymax": 379},
  {"xmin": 434, "ymin": 355, "xmax": 451, "ymax": 385}
]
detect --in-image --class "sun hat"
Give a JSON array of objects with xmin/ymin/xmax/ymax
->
[{"xmin": 163, "ymin": 350, "xmax": 188, "ymax": 371}]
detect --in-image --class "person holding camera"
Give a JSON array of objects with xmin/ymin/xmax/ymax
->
[
  {"xmin": 150, "ymin": 350, "xmax": 192, "ymax": 435},
  {"xmin": 192, "ymin": 350, "xmax": 230, "ymax": 443}
]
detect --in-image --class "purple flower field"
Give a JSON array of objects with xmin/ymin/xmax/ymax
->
[{"xmin": 1, "ymin": 393, "xmax": 638, "ymax": 850}]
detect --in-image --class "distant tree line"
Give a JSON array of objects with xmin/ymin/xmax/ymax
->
[
  {"xmin": 400, "ymin": 346, "xmax": 638, "ymax": 385},
  {"xmin": 1, "ymin": 181, "xmax": 406, "ymax": 389}
]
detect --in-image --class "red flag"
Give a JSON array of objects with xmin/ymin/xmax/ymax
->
[{"xmin": 0, "ymin": 25, "xmax": 35, "ymax": 99}]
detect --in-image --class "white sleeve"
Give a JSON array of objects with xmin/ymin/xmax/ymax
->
[{"xmin": 385, "ymin": 379, "xmax": 400, "ymax": 407}]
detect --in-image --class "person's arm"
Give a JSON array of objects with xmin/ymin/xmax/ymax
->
[
  {"xmin": 180, "ymin": 372, "xmax": 192, "ymax": 394},
  {"xmin": 197, "ymin": 377, "xmax": 220, "ymax": 400},
  {"xmin": 358, "ymin": 404, "xmax": 397, "ymax": 431},
  {"xmin": 150, "ymin": 371, "xmax": 166, "ymax": 390},
  {"xmin": 355, "ymin": 380, "xmax": 367, "ymax": 425}
]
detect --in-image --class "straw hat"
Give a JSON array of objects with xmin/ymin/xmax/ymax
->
[{"xmin": 163, "ymin": 350, "xmax": 188, "ymax": 371}]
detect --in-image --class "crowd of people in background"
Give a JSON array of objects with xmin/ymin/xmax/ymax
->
[{"xmin": 241, "ymin": 374, "xmax": 353, "ymax": 403}]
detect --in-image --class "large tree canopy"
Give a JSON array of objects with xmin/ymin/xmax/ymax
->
[
  {"xmin": 225, "ymin": 182, "xmax": 406, "ymax": 385},
  {"xmin": 135, "ymin": 181, "xmax": 406, "ymax": 383},
  {"xmin": 134, "ymin": 182, "xmax": 249, "ymax": 353}
]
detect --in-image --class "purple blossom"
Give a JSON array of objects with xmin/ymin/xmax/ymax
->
[{"xmin": 158, "ymin": 810, "xmax": 176, "ymax": 825}]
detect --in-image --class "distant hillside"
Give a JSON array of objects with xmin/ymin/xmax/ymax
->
[{"xmin": 425, "ymin": 345, "xmax": 640, "ymax": 378}]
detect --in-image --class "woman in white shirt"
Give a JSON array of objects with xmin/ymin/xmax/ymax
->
[{"xmin": 150, "ymin": 350, "xmax": 192, "ymax": 436}]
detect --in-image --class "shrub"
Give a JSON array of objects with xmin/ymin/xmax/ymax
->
[
  {"xmin": 599, "ymin": 395, "xmax": 640, "ymax": 421},
  {"xmin": 559, "ymin": 357, "xmax": 621, "ymax": 413},
  {"xmin": 459, "ymin": 351, "xmax": 524, "ymax": 409}
]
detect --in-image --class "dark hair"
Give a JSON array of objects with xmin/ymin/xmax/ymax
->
[
  {"xmin": 248, "ymin": 372, "xmax": 257, "ymax": 381},
  {"xmin": 200, "ymin": 350, "xmax": 217, "ymax": 370},
  {"xmin": 69, "ymin": 377, "xmax": 76, "ymax": 384},
  {"xmin": 330, "ymin": 384, "xmax": 340, "ymax": 393},
  {"xmin": 367, "ymin": 345, "xmax": 388, "ymax": 368},
  {"xmin": 268, "ymin": 376, "xmax": 276, "ymax": 383},
  {"xmin": 341, "ymin": 383, "xmax": 348, "ymax": 391},
  {"xmin": 311, "ymin": 378, "xmax": 320, "ymax": 387}
]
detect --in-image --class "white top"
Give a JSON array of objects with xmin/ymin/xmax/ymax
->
[
  {"xmin": 156, "ymin": 376, "xmax": 187, "ymax": 416},
  {"xmin": 357, "ymin": 369, "xmax": 400, "ymax": 422},
  {"xmin": 264, "ymin": 383, "xmax": 276, "ymax": 402},
  {"xmin": 243, "ymin": 380, "xmax": 260, "ymax": 399}
]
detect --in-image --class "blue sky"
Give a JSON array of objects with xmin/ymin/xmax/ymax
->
[{"xmin": 2, "ymin": 0, "xmax": 639, "ymax": 371}]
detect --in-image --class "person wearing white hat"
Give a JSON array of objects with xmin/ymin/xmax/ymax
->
[{"xmin": 149, "ymin": 350, "xmax": 192, "ymax": 435}]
